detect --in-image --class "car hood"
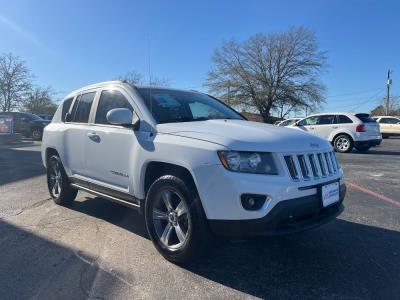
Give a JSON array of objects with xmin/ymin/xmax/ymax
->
[{"xmin": 156, "ymin": 119, "xmax": 332, "ymax": 152}]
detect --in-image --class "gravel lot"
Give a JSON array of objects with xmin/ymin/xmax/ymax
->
[{"xmin": 0, "ymin": 138, "xmax": 399, "ymax": 299}]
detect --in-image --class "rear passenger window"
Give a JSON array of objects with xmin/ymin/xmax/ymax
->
[
  {"xmin": 317, "ymin": 115, "xmax": 335, "ymax": 125},
  {"xmin": 95, "ymin": 90, "xmax": 133, "ymax": 125},
  {"xmin": 71, "ymin": 92, "xmax": 96, "ymax": 123},
  {"xmin": 61, "ymin": 97, "xmax": 73, "ymax": 122},
  {"xmin": 337, "ymin": 115, "xmax": 353, "ymax": 124}
]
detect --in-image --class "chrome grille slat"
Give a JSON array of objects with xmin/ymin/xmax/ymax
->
[{"xmin": 284, "ymin": 151, "xmax": 339, "ymax": 181}]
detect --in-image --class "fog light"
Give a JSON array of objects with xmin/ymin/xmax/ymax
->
[{"xmin": 241, "ymin": 194, "xmax": 268, "ymax": 210}]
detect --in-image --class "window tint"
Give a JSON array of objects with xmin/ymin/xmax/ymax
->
[
  {"xmin": 95, "ymin": 90, "xmax": 133, "ymax": 125},
  {"xmin": 317, "ymin": 115, "xmax": 335, "ymax": 125},
  {"xmin": 71, "ymin": 92, "xmax": 96, "ymax": 123},
  {"xmin": 337, "ymin": 115, "xmax": 353, "ymax": 124},
  {"xmin": 61, "ymin": 97, "xmax": 73, "ymax": 122},
  {"xmin": 298, "ymin": 116, "xmax": 319, "ymax": 126},
  {"xmin": 380, "ymin": 117, "xmax": 399, "ymax": 124},
  {"xmin": 355, "ymin": 113, "xmax": 376, "ymax": 123}
]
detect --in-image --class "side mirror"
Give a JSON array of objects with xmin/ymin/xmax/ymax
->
[{"xmin": 106, "ymin": 108, "xmax": 137, "ymax": 127}]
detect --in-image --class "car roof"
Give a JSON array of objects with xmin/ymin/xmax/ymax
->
[
  {"xmin": 63, "ymin": 80, "xmax": 202, "ymax": 101},
  {"xmin": 305, "ymin": 112, "xmax": 362, "ymax": 116}
]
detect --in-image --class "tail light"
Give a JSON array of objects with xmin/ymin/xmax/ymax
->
[{"xmin": 356, "ymin": 124, "xmax": 366, "ymax": 132}]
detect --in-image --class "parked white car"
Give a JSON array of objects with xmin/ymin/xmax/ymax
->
[
  {"xmin": 372, "ymin": 116, "xmax": 400, "ymax": 138},
  {"xmin": 276, "ymin": 118, "xmax": 301, "ymax": 127},
  {"xmin": 291, "ymin": 112, "xmax": 381, "ymax": 153},
  {"xmin": 41, "ymin": 81, "xmax": 346, "ymax": 262}
]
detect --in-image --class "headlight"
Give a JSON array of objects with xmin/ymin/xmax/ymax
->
[{"xmin": 218, "ymin": 151, "xmax": 278, "ymax": 174}]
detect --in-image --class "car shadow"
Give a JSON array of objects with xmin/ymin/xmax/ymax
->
[
  {"xmin": 66, "ymin": 197, "xmax": 400, "ymax": 299},
  {"xmin": 181, "ymin": 219, "xmax": 400, "ymax": 299},
  {"xmin": 350, "ymin": 149, "xmax": 400, "ymax": 156}
]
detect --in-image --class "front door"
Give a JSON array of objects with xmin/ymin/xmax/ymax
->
[
  {"xmin": 313, "ymin": 114, "xmax": 336, "ymax": 139},
  {"xmin": 85, "ymin": 88, "xmax": 138, "ymax": 192},
  {"xmin": 296, "ymin": 115, "xmax": 319, "ymax": 135}
]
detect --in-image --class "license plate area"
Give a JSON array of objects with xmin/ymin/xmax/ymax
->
[{"xmin": 320, "ymin": 181, "xmax": 340, "ymax": 208}]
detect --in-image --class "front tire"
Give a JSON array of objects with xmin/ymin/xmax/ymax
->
[
  {"xmin": 333, "ymin": 134, "xmax": 354, "ymax": 153},
  {"xmin": 31, "ymin": 128, "xmax": 42, "ymax": 141},
  {"xmin": 47, "ymin": 155, "xmax": 77, "ymax": 205},
  {"xmin": 145, "ymin": 175, "xmax": 210, "ymax": 263}
]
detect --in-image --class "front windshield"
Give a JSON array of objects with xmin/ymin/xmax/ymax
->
[
  {"xmin": 25, "ymin": 113, "xmax": 43, "ymax": 121},
  {"xmin": 137, "ymin": 88, "xmax": 244, "ymax": 124}
]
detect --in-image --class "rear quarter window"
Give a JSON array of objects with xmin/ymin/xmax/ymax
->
[{"xmin": 61, "ymin": 97, "xmax": 74, "ymax": 122}]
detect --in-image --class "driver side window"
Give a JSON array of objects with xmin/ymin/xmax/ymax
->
[
  {"xmin": 298, "ymin": 116, "xmax": 318, "ymax": 126},
  {"xmin": 95, "ymin": 90, "xmax": 133, "ymax": 125}
]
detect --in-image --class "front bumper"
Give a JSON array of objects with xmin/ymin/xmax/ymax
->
[
  {"xmin": 208, "ymin": 183, "xmax": 346, "ymax": 237},
  {"xmin": 354, "ymin": 139, "xmax": 381, "ymax": 147}
]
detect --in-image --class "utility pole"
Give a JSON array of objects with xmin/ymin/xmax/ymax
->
[{"xmin": 386, "ymin": 69, "xmax": 392, "ymax": 115}]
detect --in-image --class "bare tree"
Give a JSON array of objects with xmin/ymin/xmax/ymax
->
[
  {"xmin": 0, "ymin": 53, "xmax": 33, "ymax": 112},
  {"xmin": 118, "ymin": 70, "xmax": 170, "ymax": 87},
  {"xmin": 371, "ymin": 96, "xmax": 400, "ymax": 116},
  {"xmin": 23, "ymin": 86, "xmax": 58, "ymax": 115},
  {"xmin": 205, "ymin": 27, "xmax": 327, "ymax": 122}
]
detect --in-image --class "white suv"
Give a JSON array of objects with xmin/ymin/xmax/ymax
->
[
  {"xmin": 41, "ymin": 81, "xmax": 346, "ymax": 262},
  {"xmin": 292, "ymin": 112, "xmax": 382, "ymax": 153}
]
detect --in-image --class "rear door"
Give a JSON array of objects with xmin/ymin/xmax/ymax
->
[{"xmin": 64, "ymin": 90, "xmax": 97, "ymax": 178}]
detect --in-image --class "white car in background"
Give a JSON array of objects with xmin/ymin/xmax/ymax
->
[
  {"xmin": 291, "ymin": 112, "xmax": 381, "ymax": 153},
  {"xmin": 276, "ymin": 118, "xmax": 301, "ymax": 127},
  {"xmin": 372, "ymin": 116, "xmax": 400, "ymax": 138}
]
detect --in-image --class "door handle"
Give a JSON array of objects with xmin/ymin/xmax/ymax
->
[
  {"xmin": 310, "ymin": 127, "xmax": 315, "ymax": 129},
  {"xmin": 332, "ymin": 126, "xmax": 338, "ymax": 129},
  {"xmin": 87, "ymin": 132, "xmax": 101, "ymax": 143}
]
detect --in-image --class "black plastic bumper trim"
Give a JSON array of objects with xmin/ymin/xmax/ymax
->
[{"xmin": 208, "ymin": 184, "xmax": 346, "ymax": 238}]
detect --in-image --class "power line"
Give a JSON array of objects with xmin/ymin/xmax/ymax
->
[
  {"xmin": 327, "ymin": 88, "xmax": 385, "ymax": 110},
  {"xmin": 326, "ymin": 87, "xmax": 383, "ymax": 99}
]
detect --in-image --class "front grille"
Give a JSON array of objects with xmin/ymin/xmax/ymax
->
[{"xmin": 284, "ymin": 151, "xmax": 340, "ymax": 181}]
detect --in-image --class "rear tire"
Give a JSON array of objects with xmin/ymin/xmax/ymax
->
[
  {"xmin": 47, "ymin": 155, "xmax": 77, "ymax": 205},
  {"xmin": 145, "ymin": 175, "xmax": 210, "ymax": 263},
  {"xmin": 382, "ymin": 134, "xmax": 390, "ymax": 139},
  {"xmin": 333, "ymin": 134, "xmax": 354, "ymax": 153},
  {"xmin": 355, "ymin": 145, "xmax": 371, "ymax": 152}
]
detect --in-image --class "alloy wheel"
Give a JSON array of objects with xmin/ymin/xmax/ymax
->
[
  {"xmin": 336, "ymin": 137, "xmax": 350, "ymax": 151},
  {"xmin": 152, "ymin": 189, "xmax": 191, "ymax": 250},
  {"xmin": 48, "ymin": 160, "xmax": 62, "ymax": 198}
]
